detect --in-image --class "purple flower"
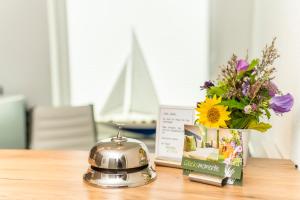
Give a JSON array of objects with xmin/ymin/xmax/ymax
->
[
  {"xmin": 270, "ymin": 93, "xmax": 294, "ymax": 113},
  {"xmin": 242, "ymin": 81, "xmax": 250, "ymax": 96},
  {"xmin": 236, "ymin": 59, "xmax": 249, "ymax": 72},
  {"xmin": 200, "ymin": 81, "xmax": 214, "ymax": 90}
]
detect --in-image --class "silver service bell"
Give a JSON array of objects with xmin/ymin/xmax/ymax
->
[{"xmin": 83, "ymin": 123, "xmax": 157, "ymax": 188}]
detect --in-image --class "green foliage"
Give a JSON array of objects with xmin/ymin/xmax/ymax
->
[
  {"xmin": 263, "ymin": 108, "xmax": 271, "ymax": 119},
  {"xmin": 232, "ymin": 158, "xmax": 242, "ymax": 166},
  {"xmin": 230, "ymin": 116, "xmax": 252, "ymax": 129},
  {"xmin": 207, "ymin": 86, "xmax": 226, "ymax": 97},
  {"xmin": 230, "ymin": 130, "xmax": 242, "ymax": 146},
  {"xmin": 247, "ymin": 120, "xmax": 272, "ymax": 132},
  {"xmin": 247, "ymin": 59, "xmax": 259, "ymax": 71},
  {"xmin": 220, "ymin": 99, "xmax": 248, "ymax": 110}
]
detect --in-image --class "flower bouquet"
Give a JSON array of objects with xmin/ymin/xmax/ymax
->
[{"xmin": 196, "ymin": 38, "xmax": 294, "ymax": 164}]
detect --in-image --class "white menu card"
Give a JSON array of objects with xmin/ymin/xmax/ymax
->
[{"xmin": 155, "ymin": 105, "xmax": 195, "ymax": 165}]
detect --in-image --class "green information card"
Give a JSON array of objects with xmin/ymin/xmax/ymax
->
[{"xmin": 181, "ymin": 125, "xmax": 244, "ymax": 185}]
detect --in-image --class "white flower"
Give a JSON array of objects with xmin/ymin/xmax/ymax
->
[{"xmin": 244, "ymin": 105, "xmax": 252, "ymax": 114}]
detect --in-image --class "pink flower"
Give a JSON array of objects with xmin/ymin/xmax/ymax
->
[
  {"xmin": 234, "ymin": 146, "xmax": 243, "ymax": 153},
  {"xmin": 251, "ymin": 104, "xmax": 257, "ymax": 111}
]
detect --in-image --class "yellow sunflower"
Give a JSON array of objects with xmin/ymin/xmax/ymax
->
[{"xmin": 196, "ymin": 95, "xmax": 231, "ymax": 128}]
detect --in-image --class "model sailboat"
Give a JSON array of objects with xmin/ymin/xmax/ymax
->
[{"xmin": 99, "ymin": 30, "xmax": 159, "ymax": 132}]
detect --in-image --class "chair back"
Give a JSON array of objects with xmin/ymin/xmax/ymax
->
[{"xmin": 31, "ymin": 105, "xmax": 97, "ymax": 150}]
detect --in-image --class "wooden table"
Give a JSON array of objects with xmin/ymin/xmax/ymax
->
[{"xmin": 0, "ymin": 150, "xmax": 299, "ymax": 200}]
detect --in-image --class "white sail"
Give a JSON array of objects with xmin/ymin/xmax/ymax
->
[
  {"xmin": 99, "ymin": 29, "xmax": 159, "ymax": 126},
  {"xmin": 130, "ymin": 31, "xmax": 159, "ymax": 114},
  {"xmin": 101, "ymin": 60, "xmax": 127, "ymax": 115}
]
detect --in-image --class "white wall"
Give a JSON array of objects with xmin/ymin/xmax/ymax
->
[
  {"xmin": 250, "ymin": 0, "xmax": 300, "ymax": 161},
  {"xmin": 67, "ymin": 0, "xmax": 209, "ymax": 113},
  {"xmin": 209, "ymin": 0, "xmax": 254, "ymax": 78},
  {"xmin": 0, "ymin": 0, "xmax": 52, "ymax": 107}
]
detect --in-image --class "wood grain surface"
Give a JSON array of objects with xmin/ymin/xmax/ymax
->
[{"xmin": 0, "ymin": 150, "xmax": 299, "ymax": 200}]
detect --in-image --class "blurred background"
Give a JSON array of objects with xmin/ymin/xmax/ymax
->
[{"xmin": 0, "ymin": 0, "xmax": 299, "ymax": 167}]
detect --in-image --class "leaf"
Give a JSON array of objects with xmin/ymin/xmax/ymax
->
[
  {"xmin": 263, "ymin": 108, "xmax": 271, "ymax": 119},
  {"xmin": 247, "ymin": 120, "xmax": 272, "ymax": 132},
  {"xmin": 237, "ymin": 72, "xmax": 245, "ymax": 80},
  {"xmin": 247, "ymin": 59, "xmax": 259, "ymax": 71},
  {"xmin": 240, "ymin": 97, "xmax": 251, "ymax": 105},
  {"xmin": 230, "ymin": 116, "xmax": 252, "ymax": 129},
  {"xmin": 219, "ymin": 99, "xmax": 247, "ymax": 110},
  {"xmin": 230, "ymin": 118, "xmax": 245, "ymax": 129},
  {"xmin": 207, "ymin": 86, "xmax": 226, "ymax": 97}
]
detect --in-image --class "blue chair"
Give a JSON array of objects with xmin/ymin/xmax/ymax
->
[{"xmin": 0, "ymin": 95, "xmax": 26, "ymax": 149}]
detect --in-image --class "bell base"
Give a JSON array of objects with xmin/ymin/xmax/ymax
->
[{"xmin": 83, "ymin": 166, "xmax": 156, "ymax": 188}]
